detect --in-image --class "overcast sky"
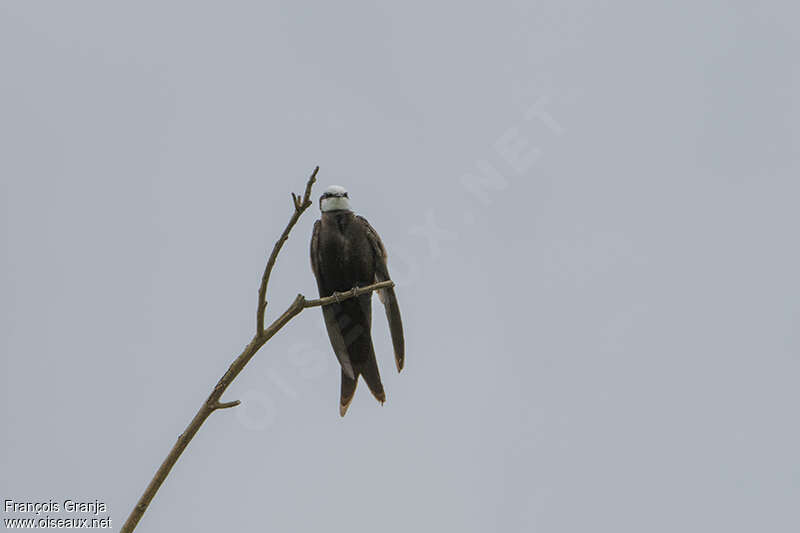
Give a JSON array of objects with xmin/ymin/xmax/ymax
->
[{"xmin": 2, "ymin": 2, "xmax": 798, "ymax": 532}]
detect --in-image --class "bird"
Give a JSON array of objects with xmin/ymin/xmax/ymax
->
[{"xmin": 310, "ymin": 185, "xmax": 405, "ymax": 417}]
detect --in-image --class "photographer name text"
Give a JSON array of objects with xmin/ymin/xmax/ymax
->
[{"xmin": 4, "ymin": 499, "xmax": 111, "ymax": 529}]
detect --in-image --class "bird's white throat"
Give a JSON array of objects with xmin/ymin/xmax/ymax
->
[{"xmin": 321, "ymin": 196, "xmax": 351, "ymax": 212}]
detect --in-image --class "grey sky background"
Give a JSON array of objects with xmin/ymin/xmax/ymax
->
[{"xmin": 2, "ymin": 2, "xmax": 798, "ymax": 531}]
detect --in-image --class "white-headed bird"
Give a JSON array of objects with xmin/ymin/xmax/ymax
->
[{"xmin": 310, "ymin": 185, "xmax": 405, "ymax": 416}]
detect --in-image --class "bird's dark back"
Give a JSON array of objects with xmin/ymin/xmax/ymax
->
[{"xmin": 317, "ymin": 211, "xmax": 375, "ymax": 293}]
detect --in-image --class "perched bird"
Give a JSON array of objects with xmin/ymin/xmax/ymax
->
[{"xmin": 310, "ymin": 185, "xmax": 405, "ymax": 416}]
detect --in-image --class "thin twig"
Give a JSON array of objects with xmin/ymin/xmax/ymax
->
[
  {"xmin": 256, "ymin": 166, "xmax": 318, "ymax": 334},
  {"xmin": 120, "ymin": 167, "xmax": 392, "ymax": 533},
  {"xmin": 304, "ymin": 281, "xmax": 394, "ymax": 308},
  {"xmin": 212, "ymin": 400, "xmax": 241, "ymax": 410}
]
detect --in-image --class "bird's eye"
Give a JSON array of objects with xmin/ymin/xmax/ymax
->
[{"xmin": 343, "ymin": 192, "xmax": 349, "ymax": 198}]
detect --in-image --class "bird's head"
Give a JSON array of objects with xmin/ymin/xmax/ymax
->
[{"xmin": 319, "ymin": 185, "xmax": 351, "ymax": 212}]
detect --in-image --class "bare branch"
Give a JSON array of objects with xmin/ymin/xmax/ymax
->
[
  {"xmin": 212, "ymin": 400, "xmax": 241, "ymax": 410},
  {"xmin": 256, "ymin": 166, "xmax": 319, "ymax": 334},
  {"xmin": 121, "ymin": 166, "xmax": 396, "ymax": 533},
  {"xmin": 304, "ymin": 281, "xmax": 394, "ymax": 308},
  {"xmin": 300, "ymin": 169, "xmax": 316, "ymax": 207}
]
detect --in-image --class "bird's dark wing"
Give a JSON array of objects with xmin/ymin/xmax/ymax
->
[
  {"xmin": 357, "ymin": 215, "xmax": 405, "ymax": 372},
  {"xmin": 311, "ymin": 220, "xmax": 355, "ymax": 379}
]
